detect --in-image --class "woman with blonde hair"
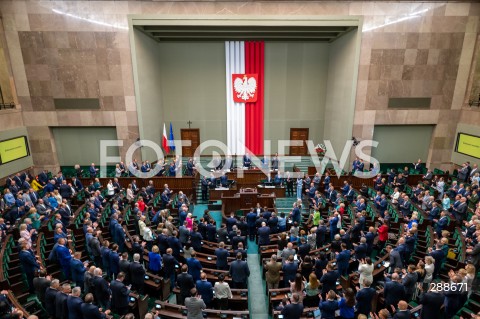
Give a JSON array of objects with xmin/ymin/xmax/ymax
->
[
  {"xmin": 186, "ymin": 213, "xmax": 193, "ymax": 231},
  {"xmin": 304, "ymin": 272, "xmax": 320, "ymax": 307},
  {"xmin": 53, "ymin": 189, "xmax": 62, "ymax": 205},
  {"xmin": 423, "ymin": 256, "xmax": 435, "ymax": 290},
  {"xmin": 465, "ymin": 264, "xmax": 476, "ymax": 297},
  {"xmin": 126, "ymin": 184, "xmax": 134, "ymax": 202}
]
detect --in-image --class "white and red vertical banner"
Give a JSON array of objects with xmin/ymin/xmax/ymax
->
[{"xmin": 225, "ymin": 41, "xmax": 264, "ymax": 155}]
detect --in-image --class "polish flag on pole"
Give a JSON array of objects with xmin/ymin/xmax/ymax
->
[{"xmin": 162, "ymin": 123, "xmax": 170, "ymax": 154}]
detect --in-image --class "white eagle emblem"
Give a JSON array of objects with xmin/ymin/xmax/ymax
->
[{"xmin": 234, "ymin": 75, "xmax": 257, "ymax": 101}]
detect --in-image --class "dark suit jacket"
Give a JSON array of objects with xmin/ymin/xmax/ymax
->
[
  {"xmin": 111, "ymin": 279, "xmax": 130, "ymax": 309},
  {"xmin": 80, "ymin": 303, "xmax": 105, "ymax": 319},
  {"xmin": 19, "ymin": 250, "xmax": 40, "ymax": 274},
  {"xmin": 177, "ymin": 272, "xmax": 195, "ymax": 296},
  {"xmin": 281, "ymin": 303, "xmax": 304, "ymax": 319},
  {"xmin": 33, "ymin": 277, "xmax": 51, "ymax": 304},
  {"xmin": 257, "ymin": 226, "xmax": 271, "ymax": 245},
  {"xmin": 163, "ymin": 254, "xmax": 179, "ymax": 277},
  {"xmin": 92, "ymin": 276, "xmax": 111, "ymax": 306},
  {"xmin": 129, "ymin": 261, "xmax": 146, "ymax": 285},
  {"xmin": 393, "ymin": 310, "xmax": 411, "ymax": 319},
  {"xmin": 67, "ymin": 295, "xmax": 83, "ymax": 319},
  {"xmin": 215, "ymin": 248, "xmax": 229, "ymax": 269},
  {"xmin": 418, "ymin": 292, "xmax": 445, "ymax": 319},
  {"xmin": 70, "ymin": 258, "xmax": 86, "ymax": 284},
  {"xmin": 45, "ymin": 287, "xmax": 59, "ymax": 317},
  {"xmin": 119, "ymin": 259, "xmax": 131, "ymax": 283},
  {"xmin": 320, "ymin": 270, "xmax": 339, "ymax": 293},
  {"xmin": 196, "ymin": 279, "xmax": 213, "ymax": 305},
  {"xmin": 55, "ymin": 292, "xmax": 69, "ymax": 319},
  {"xmin": 229, "ymin": 260, "xmax": 250, "ymax": 283},
  {"xmin": 356, "ymin": 287, "xmax": 376, "ymax": 315},
  {"xmin": 384, "ymin": 281, "xmax": 406, "ymax": 306}
]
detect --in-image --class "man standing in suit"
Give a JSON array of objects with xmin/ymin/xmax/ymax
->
[
  {"xmin": 111, "ymin": 272, "xmax": 130, "ymax": 316},
  {"xmin": 19, "ymin": 243, "xmax": 40, "ymax": 293},
  {"xmin": 129, "ymin": 253, "xmax": 145, "ymax": 294},
  {"xmin": 246, "ymin": 209, "xmax": 257, "ymax": 241},
  {"xmin": 67, "ymin": 287, "xmax": 83, "ymax": 319},
  {"xmin": 417, "ymin": 283, "xmax": 444, "ymax": 319},
  {"xmin": 92, "ymin": 268, "xmax": 111, "ymax": 310},
  {"xmin": 45, "ymin": 279, "xmax": 60, "ymax": 318},
  {"xmin": 80, "ymin": 293, "xmax": 110, "ymax": 318},
  {"xmin": 186, "ymin": 251, "xmax": 203, "ymax": 282},
  {"xmin": 386, "ymin": 245, "xmax": 403, "ymax": 273},
  {"xmin": 70, "ymin": 251, "xmax": 88, "ymax": 288},
  {"xmin": 33, "ymin": 270, "xmax": 51, "ymax": 306},
  {"xmin": 229, "ymin": 252, "xmax": 250, "ymax": 289},
  {"xmin": 257, "ymin": 222, "xmax": 271, "ymax": 247},
  {"xmin": 56, "ymin": 238, "xmax": 72, "ymax": 279},
  {"xmin": 196, "ymin": 272, "xmax": 213, "ymax": 308},
  {"xmin": 177, "ymin": 264, "xmax": 195, "ymax": 305},
  {"xmin": 282, "ymin": 254, "xmax": 299, "ymax": 287},
  {"xmin": 119, "ymin": 252, "xmax": 131, "ymax": 285},
  {"xmin": 55, "ymin": 283, "xmax": 71, "ymax": 319},
  {"xmin": 215, "ymin": 242, "xmax": 229, "ymax": 271},
  {"xmin": 163, "ymin": 248, "xmax": 180, "ymax": 291},
  {"xmin": 281, "ymin": 293, "xmax": 304, "ymax": 319},
  {"xmin": 336, "ymin": 243, "xmax": 351, "ymax": 277},
  {"xmin": 185, "ymin": 288, "xmax": 206, "ymax": 319},
  {"xmin": 428, "ymin": 243, "xmax": 445, "ymax": 279},
  {"xmin": 383, "ymin": 273, "xmax": 406, "ymax": 309},
  {"xmin": 355, "ymin": 279, "xmax": 376, "ymax": 316}
]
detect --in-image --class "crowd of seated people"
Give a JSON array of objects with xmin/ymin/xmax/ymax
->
[{"xmin": 0, "ymin": 157, "xmax": 479, "ymax": 319}]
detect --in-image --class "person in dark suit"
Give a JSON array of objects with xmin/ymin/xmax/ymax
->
[
  {"xmin": 55, "ymin": 283, "xmax": 71, "ymax": 319},
  {"xmin": 80, "ymin": 293, "xmax": 110, "ymax": 319},
  {"xmin": 281, "ymin": 293, "xmax": 304, "ymax": 319},
  {"xmin": 92, "ymin": 268, "xmax": 111, "ymax": 310},
  {"xmin": 19, "ymin": 243, "xmax": 40, "ymax": 293},
  {"xmin": 110, "ymin": 272, "xmax": 130, "ymax": 316},
  {"xmin": 417, "ymin": 283, "xmax": 445, "ymax": 319},
  {"xmin": 45, "ymin": 279, "xmax": 61, "ymax": 318},
  {"xmin": 320, "ymin": 263, "xmax": 339, "ymax": 299},
  {"xmin": 163, "ymin": 248, "xmax": 180, "ymax": 291},
  {"xmin": 336, "ymin": 244, "xmax": 351, "ymax": 277},
  {"xmin": 33, "ymin": 270, "xmax": 51, "ymax": 306},
  {"xmin": 196, "ymin": 272, "xmax": 214, "ymax": 308},
  {"xmin": 444, "ymin": 274, "xmax": 463, "ymax": 319},
  {"xmin": 297, "ymin": 237, "xmax": 310, "ymax": 260},
  {"xmin": 428, "ymin": 243, "xmax": 445, "ymax": 279},
  {"xmin": 109, "ymin": 244, "xmax": 120, "ymax": 279},
  {"xmin": 318, "ymin": 290, "xmax": 340, "ymax": 319},
  {"xmin": 200, "ymin": 176, "xmax": 209, "ymax": 201},
  {"xmin": 177, "ymin": 264, "xmax": 195, "ymax": 305},
  {"xmin": 129, "ymin": 253, "xmax": 145, "ymax": 294},
  {"xmin": 229, "ymin": 252, "xmax": 250, "ymax": 289},
  {"xmin": 282, "ymin": 255, "xmax": 299, "ymax": 288},
  {"xmin": 119, "ymin": 253, "xmax": 131, "ymax": 285},
  {"xmin": 356, "ymin": 279, "xmax": 376, "ymax": 316},
  {"xmin": 243, "ymin": 153, "xmax": 251, "ymax": 168},
  {"xmin": 385, "ymin": 245, "xmax": 403, "ymax": 273},
  {"xmin": 246, "ymin": 209, "xmax": 257, "ymax": 241},
  {"xmin": 70, "ymin": 251, "xmax": 88, "ymax": 288},
  {"xmin": 383, "ymin": 273, "xmax": 406, "ymax": 309},
  {"xmin": 391, "ymin": 300, "xmax": 411, "ymax": 319},
  {"xmin": 67, "ymin": 287, "xmax": 83, "ymax": 319},
  {"xmin": 257, "ymin": 222, "xmax": 271, "ymax": 247},
  {"xmin": 215, "ymin": 242, "xmax": 229, "ymax": 270},
  {"xmin": 186, "ymin": 251, "xmax": 203, "ymax": 282}
]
